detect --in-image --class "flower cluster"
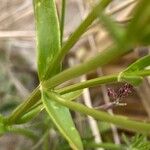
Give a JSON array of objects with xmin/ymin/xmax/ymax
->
[{"xmin": 107, "ymin": 83, "xmax": 133, "ymax": 100}]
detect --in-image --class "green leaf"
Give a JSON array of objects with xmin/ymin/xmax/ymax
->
[
  {"xmin": 42, "ymin": 90, "xmax": 83, "ymax": 150},
  {"xmin": 126, "ymin": 0, "xmax": 150, "ymax": 46},
  {"xmin": 99, "ymin": 13, "xmax": 125, "ymax": 46},
  {"xmin": 123, "ymin": 55, "xmax": 150, "ymax": 73},
  {"xmin": 33, "ymin": 0, "xmax": 61, "ymax": 80},
  {"xmin": 119, "ymin": 75, "xmax": 143, "ymax": 86},
  {"xmin": 60, "ymin": 0, "xmax": 66, "ymax": 45},
  {"xmin": 43, "ymin": 0, "xmax": 112, "ymax": 80},
  {"xmin": 118, "ymin": 55, "xmax": 150, "ymax": 86}
]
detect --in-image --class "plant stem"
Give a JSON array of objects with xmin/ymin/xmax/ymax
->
[
  {"xmin": 6, "ymin": 68, "xmax": 150, "ymax": 125},
  {"xmin": 5, "ymin": 86, "xmax": 41, "ymax": 125},
  {"xmin": 84, "ymin": 142, "xmax": 124, "ymax": 150},
  {"xmin": 60, "ymin": 0, "xmax": 66, "ymax": 45},
  {"xmin": 58, "ymin": 74, "xmax": 117, "ymax": 94},
  {"xmin": 58, "ymin": 69, "xmax": 150, "ymax": 94},
  {"xmin": 43, "ymin": 0, "xmax": 111, "ymax": 80},
  {"xmin": 48, "ymin": 91, "xmax": 150, "ymax": 133},
  {"xmin": 16, "ymin": 104, "xmax": 43, "ymax": 124},
  {"xmin": 43, "ymin": 45, "xmax": 130, "ymax": 88}
]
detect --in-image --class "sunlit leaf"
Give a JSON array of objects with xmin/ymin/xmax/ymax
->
[
  {"xmin": 33, "ymin": 0, "xmax": 61, "ymax": 80},
  {"xmin": 99, "ymin": 13, "xmax": 125, "ymax": 46},
  {"xmin": 118, "ymin": 55, "xmax": 150, "ymax": 85},
  {"xmin": 42, "ymin": 90, "xmax": 83, "ymax": 150},
  {"xmin": 126, "ymin": 0, "xmax": 150, "ymax": 45}
]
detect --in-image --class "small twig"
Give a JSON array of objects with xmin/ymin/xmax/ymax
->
[{"xmin": 95, "ymin": 101, "xmax": 127, "ymax": 111}]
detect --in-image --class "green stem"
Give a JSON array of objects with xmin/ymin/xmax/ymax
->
[
  {"xmin": 43, "ymin": 45, "xmax": 130, "ymax": 88},
  {"xmin": 84, "ymin": 142, "xmax": 124, "ymax": 150},
  {"xmin": 60, "ymin": 0, "xmax": 66, "ymax": 45},
  {"xmin": 16, "ymin": 104, "xmax": 43, "ymax": 124},
  {"xmin": 6, "ymin": 68, "xmax": 150, "ymax": 125},
  {"xmin": 58, "ymin": 74, "xmax": 117, "ymax": 94},
  {"xmin": 48, "ymin": 91, "xmax": 150, "ymax": 133},
  {"xmin": 5, "ymin": 86, "xmax": 41, "ymax": 125},
  {"xmin": 58, "ymin": 69, "xmax": 150, "ymax": 94},
  {"xmin": 43, "ymin": 0, "xmax": 111, "ymax": 80}
]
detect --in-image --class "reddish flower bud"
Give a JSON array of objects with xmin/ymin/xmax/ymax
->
[{"xmin": 107, "ymin": 83, "xmax": 133, "ymax": 100}]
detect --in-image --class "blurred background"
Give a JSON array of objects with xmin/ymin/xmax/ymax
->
[{"xmin": 0, "ymin": 0, "xmax": 150, "ymax": 149}]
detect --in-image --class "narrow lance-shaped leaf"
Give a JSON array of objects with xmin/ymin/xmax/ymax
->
[
  {"xmin": 125, "ymin": 0, "xmax": 150, "ymax": 46},
  {"xmin": 34, "ymin": 1, "xmax": 83, "ymax": 149},
  {"xmin": 43, "ymin": 0, "xmax": 112, "ymax": 80},
  {"xmin": 33, "ymin": 0, "xmax": 61, "ymax": 80},
  {"xmin": 118, "ymin": 55, "xmax": 150, "ymax": 86},
  {"xmin": 42, "ymin": 90, "xmax": 83, "ymax": 150},
  {"xmin": 99, "ymin": 13, "xmax": 125, "ymax": 46}
]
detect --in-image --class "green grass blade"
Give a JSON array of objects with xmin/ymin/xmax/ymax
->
[
  {"xmin": 42, "ymin": 90, "xmax": 83, "ymax": 150},
  {"xmin": 122, "ymin": 55, "xmax": 150, "ymax": 73},
  {"xmin": 33, "ymin": 0, "xmax": 61, "ymax": 80},
  {"xmin": 118, "ymin": 55, "xmax": 150, "ymax": 85}
]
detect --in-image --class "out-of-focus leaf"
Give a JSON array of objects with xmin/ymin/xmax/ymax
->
[
  {"xmin": 118, "ymin": 55, "xmax": 150, "ymax": 86},
  {"xmin": 0, "ymin": 115, "xmax": 7, "ymax": 135},
  {"xmin": 123, "ymin": 134, "xmax": 150, "ymax": 150},
  {"xmin": 121, "ymin": 55, "xmax": 150, "ymax": 73},
  {"xmin": 99, "ymin": 13, "xmax": 125, "ymax": 46},
  {"xmin": 33, "ymin": 0, "xmax": 61, "ymax": 80},
  {"xmin": 0, "ymin": 102, "xmax": 19, "ymax": 114},
  {"xmin": 42, "ymin": 90, "xmax": 83, "ymax": 150},
  {"xmin": 126, "ymin": 0, "xmax": 150, "ymax": 46}
]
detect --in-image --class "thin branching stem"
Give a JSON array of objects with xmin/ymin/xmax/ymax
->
[
  {"xmin": 48, "ymin": 91, "xmax": 150, "ymax": 133},
  {"xmin": 60, "ymin": 0, "xmax": 66, "ymax": 45},
  {"xmin": 43, "ymin": 0, "xmax": 111, "ymax": 80}
]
